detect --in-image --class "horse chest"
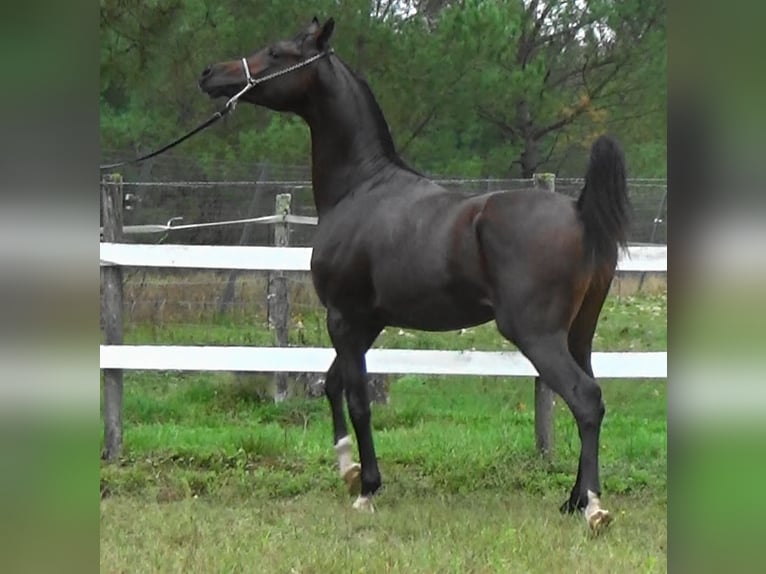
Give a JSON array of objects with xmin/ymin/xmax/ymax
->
[{"xmin": 310, "ymin": 243, "xmax": 375, "ymax": 311}]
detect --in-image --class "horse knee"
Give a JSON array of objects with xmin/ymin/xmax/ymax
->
[
  {"xmin": 345, "ymin": 382, "xmax": 371, "ymax": 424},
  {"xmin": 324, "ymin": 362, "xmax": 343, "ymax": 399},
  {"xmin": 347, "ymin": 394, "xmax": 371, "ymax": 425}
]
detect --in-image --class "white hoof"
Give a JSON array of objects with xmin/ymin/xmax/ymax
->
[
  {"xmin": 584, "ymin": 490, "xmax": 612, "ymax": 534},
  {"xmin": 342, "ymin": 463, "xmax": 362, "ymax": 495},
  {"xmin": 352, "ymin": 495, "xmax": 375, "ymax": 513}
]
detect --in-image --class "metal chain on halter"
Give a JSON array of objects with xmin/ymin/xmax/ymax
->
[
  {"xmin": 227, "ymin": 48, "xmax": 334, "ymax": 112},
  {"xmin": 99, "ymin": 49, "xmax": 334, "ymax": 171}
]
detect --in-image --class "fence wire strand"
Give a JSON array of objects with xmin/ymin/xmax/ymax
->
[{"xmin": 104, "ymin": 163, "xmax": 666, "ymax": 332}]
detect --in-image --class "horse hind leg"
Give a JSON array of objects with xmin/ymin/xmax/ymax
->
[
  {"xmin": 492, "ymin": 280, "xmax": 610, "ymax": 532},
  {"xmin": 561, "ymin": 277, "xmax": 612, "ymax": 517},
  {"xmin": 523, "ymin": 332, "xmax": 610, "ymax": 532}
]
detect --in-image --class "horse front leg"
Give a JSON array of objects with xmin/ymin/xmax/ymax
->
[
  {"xmin": 325, "ymin": 309, "xmax": 382, "ymax": 511},
  {"xmin": 343, "ymin": 352, "xmax": 380, "ymax": 512},
  {"xmin": 324, "ymin": 358, "xmax": 361, "ymax": 493}
]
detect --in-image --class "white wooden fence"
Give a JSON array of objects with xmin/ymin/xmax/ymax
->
[
  {"xmin": 99, "ymin": 242, "xmax": 668, "ymax": 273},
  {"xmin": 99, "ymin": 175, "xmax": 667, "ymax": 461},
  {"xmin": 99, "ymin": 242, "xmax": 667, "ymax": 378}
]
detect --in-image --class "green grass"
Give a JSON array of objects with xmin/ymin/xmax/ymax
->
[
  {"xmin": 124, "ymin": 293, "xmax": 667, "ymax": 352},
  {"xmin": 101, "ymin": 492, "xmax": 666, "ymax": 573},
  {"xmin": 102, "ymin": 293, "xmax": 667, "ymax": 573}
]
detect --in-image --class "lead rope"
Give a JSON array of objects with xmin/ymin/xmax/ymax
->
[{"xmin": 100, "ymin": 49, "xmax": 333, "ymax": 171}]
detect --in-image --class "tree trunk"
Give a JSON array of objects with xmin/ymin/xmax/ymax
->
[
  {"xmin": 514, "ymin": 99, "xmax": 539, "ymax": 179},
  {"xmin": 520, "ymin": 136, "xmax": 539, "ymax": 179},
  {"xmin": 218, "ymin": 165, "xmax": 270, "ymax": 317}
]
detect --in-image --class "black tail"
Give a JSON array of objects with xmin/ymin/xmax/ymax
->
[{"xmin": 577, "ymin": 135, "xmax": 630, "ymax": 265}]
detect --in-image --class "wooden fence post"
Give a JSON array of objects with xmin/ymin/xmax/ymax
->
[
  {"xmin": 268, "ymin": 193, "xmax": 291, "ymax": 402},
  {"xmin": 101, "ymin": 174, "xmax": 124, "ymax": 461},
  {"xmin": 218, "ymin": 165, "xmax": 270, "ymax": 316},
  {"xmin": 532, "ymin": 173, "xmax": 556, "ymax": 459}
]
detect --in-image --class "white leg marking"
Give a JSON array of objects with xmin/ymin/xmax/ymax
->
[
  {"xmin": 584, "ymin": 489, "xmax": 612, "ymax": 533},
  {"xmin": 334, "ymin": 435, "xmax": 361, "ymax": 494},
  {"xmin": 334, "ymin": 435, "xmax": 353, "ymax": 474}
]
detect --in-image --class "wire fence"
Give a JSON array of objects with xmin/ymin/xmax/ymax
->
[
  {"xmin": 116, "ymin": 179, "xmax": 666, "ymax": 245},
  {"xmin": 103, "ymin": 157, "xmax": 666, "ymax": 334}
]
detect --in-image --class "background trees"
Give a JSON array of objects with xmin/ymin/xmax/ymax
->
[{"xmin": 100, "ymin": 0, "xmax": 665, "ymax": 179}]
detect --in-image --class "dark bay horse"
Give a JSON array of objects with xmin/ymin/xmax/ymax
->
[{"xmin": 199, "ymin": 17, "xmax": 629, "ymax": 531}]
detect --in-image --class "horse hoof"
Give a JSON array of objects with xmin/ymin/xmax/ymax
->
[
  {"xmin": 586, "ymin": 508, "xmax": 612, "ymax": 534},
  {"xmin": 584, "ymin": 489, "xmax": 612, "ymax": 535},
  {"xmin": 352, "ymin": 494, "xmax": 375, "ymax": 513},
  {"xmin": 342, "ymin": 463, "xmax": 361, "ymax": 495}
]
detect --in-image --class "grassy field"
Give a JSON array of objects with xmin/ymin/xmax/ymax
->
[{"xmin": 101, "ymin": 293, "xmax": 666, "ymax": 573}]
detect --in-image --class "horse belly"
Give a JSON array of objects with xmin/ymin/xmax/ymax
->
[
  {"xmin": 375, "ymin": 278, "xmax": 494, "ymax": 331},
  {"xmin": 371, "ymin": 215, "xmax": 494, "ymax": 330}
]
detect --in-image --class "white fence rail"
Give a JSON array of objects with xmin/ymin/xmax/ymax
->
[
  {"xmin": 98, "ymin": 242, "xmax": 667, "ymax": 379},
  {"xmin": 100, "ymin": 345, "xmax": 667, "ymax": 378},
  {"xmin": 100, "ymin": 243, "xmax": 667, "ymax": 273}
]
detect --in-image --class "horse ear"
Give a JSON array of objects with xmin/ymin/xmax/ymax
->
[
  {"xmin": 316, "ymin": 17, "xmax": 335, "ymax": 51},
  {"xmin": 307, "ymin": 16, "xmax": 320, "ymax": 34}
]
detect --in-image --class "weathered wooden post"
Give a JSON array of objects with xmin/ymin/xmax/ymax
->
[
  {"xmin": 268, "ymin": 193, "xmax": 291, "ymax": 402},
  {"xmin": 533, "ymin": 172, "xmax": 556, "ymax": 458},
  {"xmin": 100, "ymin": 174, "xmax": 124, "ymax": 461},
  {"xmin": 218, "ymin": 165, "xmax": 270, "ymax": 316}
]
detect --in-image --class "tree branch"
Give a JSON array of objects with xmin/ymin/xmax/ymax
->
[
  {"xmin": 398, "ymin": 106, "xmax": 438, "ymax": 153},
  {"xmin": 547, "ymin": 55, "xmax": 617, "ymax": 90},
  {"xmin": 534, "ymin": 53, "xmax": 627, "ymax": 141},
  {"xmin": 539, "ymin": 128, "xmax": 563, "ymax": 168},
  {"xmin": 478, "ymin": 107, "xmax": 520, "ymax": 139},
  {"xmin": 384, "ymin": 0, "xmax": 400, "ymax": 21},
  {"xmin": 530, "ymin": 2, "xmax": 555, "ymax": 45},
  {"xmin": 603, "ymin": 107, "xmax": 664, "ymax": 126},
  {"xmin": 398, "ymin": 63, "xmax": 472, "ymax": 152},
  {"xmin": 531, "ymin": 102, "xmax": 584, "ymax": 140}
]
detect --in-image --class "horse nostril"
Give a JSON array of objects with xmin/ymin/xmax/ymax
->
[{"xmin": 201, "ymin": 66, "xmax": 213, "ymax": 78}]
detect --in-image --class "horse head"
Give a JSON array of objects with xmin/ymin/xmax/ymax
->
[{"xmin": 198, "ymin": 16, "xmax": 335, "ymax": 112}]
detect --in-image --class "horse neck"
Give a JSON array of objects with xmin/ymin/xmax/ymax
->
[{"xmin": 301, "ymin": 59, "xmax": 404, "ymax": 214}]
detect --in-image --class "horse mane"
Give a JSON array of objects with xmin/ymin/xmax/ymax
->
[{"xmin": 336, "ymin": 58, "xmax": 423, "ymax": 177}]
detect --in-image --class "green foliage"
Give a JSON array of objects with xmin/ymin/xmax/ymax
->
[
  {"xmin": 237, "ymin": 114, "xmax": 311, "ymax": 165},
  {"xmin": 100, "ymin": 0, "xmax": 666, "ymax": 177}
]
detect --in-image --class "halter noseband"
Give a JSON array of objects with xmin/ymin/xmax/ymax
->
[
  {"xmin": 241, "ymin": 57, "xmax": 253, "ymax": 84},
  {"xmin": 228, "ymin": 49, "xmax": 334, "ymax": 111}
]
